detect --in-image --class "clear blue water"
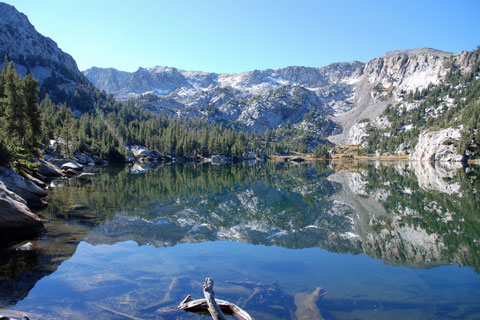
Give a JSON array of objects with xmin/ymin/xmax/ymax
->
[{"xmin": 1, "ymin": 161, "xmax": 480, "ymax": 319}]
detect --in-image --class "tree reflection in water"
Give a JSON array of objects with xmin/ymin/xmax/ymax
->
[{"xmin": 1, "ymin": 161, "xmax": 479, "ymax": 319}]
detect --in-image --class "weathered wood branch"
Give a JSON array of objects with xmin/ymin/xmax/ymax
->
[
  {"xmin": 178, "ymin": 278, "xmax": 253, "ymax": 320},
  {"xmin": 203, "ymin": 278, "xmax": 227, "ymax": 320}
]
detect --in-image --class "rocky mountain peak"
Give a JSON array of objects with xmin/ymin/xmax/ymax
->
[
  {"xmin": 384, "ymin": 47, "xmax": 454, "ymax": 58},
  {"xmin": 0, "ymin": 2, "xmax": 31, "ymax": 31},
  {"xmin": 363, "ymin": 48, "xmax": 454, "ymax": 93},
  {"xmin": 0, "ymin": 2, "xmax": 81, "ymax": 81},
  {"xmin": 0, "ymin": 2, "xmax": 99, "ymax": 112}
]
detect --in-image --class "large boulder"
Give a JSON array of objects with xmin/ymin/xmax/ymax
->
[
  {"xmin": 23, "ymin": 172, "xmax": 47, "ymax": 189},
  {"xmin": 61, "ymin": 161, "xmax": 84, "ymax": 171},
  {"xmin": 74, "ymin": 151, "xmax": 95, "ymax": 165},
  {"xmin": 409, "ymin": 128, "xmax": 466, "ymax": 162},
  {"xmin": 0, "ymin": 181, "xmax": 43, "ymax": 245},
  {"xmin": 130, "ymin": 145, "xmax": 154, "ymax": 158},
  {"xmin": 0, "ymin": 166, "xmax": 47, "ymax": 210},
  {"xmin": 37, "ymin": 160, "xmax": 63, "ymax": 178}
]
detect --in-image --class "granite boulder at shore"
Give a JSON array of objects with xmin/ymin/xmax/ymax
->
[{"xmin": 0, "ymin": 167, "xmax": 44, "ymax": 245}]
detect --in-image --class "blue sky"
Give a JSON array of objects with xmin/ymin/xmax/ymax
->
[{"xmin": 3, "ymin": 0, "xmax": 479, "ymax": 73}]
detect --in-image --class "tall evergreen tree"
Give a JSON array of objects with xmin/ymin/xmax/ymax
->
[
  {"xmin": 23, "ymin": 75, "xmax": 41, "ymax": 153},
  {"xmin": 0, "ymin": 56, "xmax": 7, "ymax": 104},
  {"xmin": 4, "ymin": 62, "xmax": 26, "ymax": 145}
]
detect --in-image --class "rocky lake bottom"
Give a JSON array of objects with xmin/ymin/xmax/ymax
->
[{"xmin": 1, "ymin": 161, "xmax": 479, "ymax": 319}]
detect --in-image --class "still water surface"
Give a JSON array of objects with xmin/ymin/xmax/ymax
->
[{"xmin": 1, "ymin": 161, "xmax": 480, "ymax": 319}]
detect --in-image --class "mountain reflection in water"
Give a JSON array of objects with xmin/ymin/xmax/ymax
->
[{"xmin": 1, "ymin": 161, "xmax": 479, "ymax": 319}]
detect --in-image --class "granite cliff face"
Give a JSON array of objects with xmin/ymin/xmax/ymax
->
[
  {"xmin": 349, "ymin": 48, "xmax": 479, "ymax": 159},
  {"xmin": 0, "ymin": 3, "xmax": 80, "ymax": 80},
  {"xmin": 0, "ymin": 2, "xmax": 98, "ymax": 112},
  {"xmin": 409, "ymin": 128, "xmax": 465, "ymax": 162}
]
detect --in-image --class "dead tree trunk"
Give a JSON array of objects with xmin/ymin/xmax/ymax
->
[
  {"xmin": 203, "ymin": 278, "xmax": 227, "ymax": 320},
  {"xmin": 178, "ymin": 277, "xmax": 254, "ymax": 320}
]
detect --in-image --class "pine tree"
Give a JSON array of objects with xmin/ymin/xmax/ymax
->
[
  {"xmin": 0, "ymin": 56, "xmax": 7, "ymax": 103},
  {"xmin": 23, "ymin": 75, "xmax": 41, "ymax": 153},
  {"xmin": 4, "ymin": 62, "xmax": 26, "ymax": 145}
]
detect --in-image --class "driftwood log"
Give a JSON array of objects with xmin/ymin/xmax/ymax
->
[
  {"xmin": 178, "ymin": 278, "xmax": 253, "ymax": 320},
  {"xmin": 203, "ymin": 278, "xmax": 227, "ymax": 320}
]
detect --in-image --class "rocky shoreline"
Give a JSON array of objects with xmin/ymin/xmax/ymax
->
[{"xmin": 0, "ymin": 149, "xmax": 100, "ymax": 249}]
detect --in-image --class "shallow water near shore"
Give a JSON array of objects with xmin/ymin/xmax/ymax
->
[{"xmin": 1, "ymin": 161, "xmax": 480, "ymax": 319}]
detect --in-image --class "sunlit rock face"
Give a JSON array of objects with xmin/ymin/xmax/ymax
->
[
  {"xmin": 0, "ymin": 3, "xmax": 80, "ymax": 81},
  {"xmin": 363, "ymin": 48, "xmax": 453, "ymax": 95},
  {"xmin": 409, "ymin": 128, "xmax": 465, "ymax": 162},
  {"xmin": 2, "ymin": 2, "xmax": 477, "ymax": 151}
]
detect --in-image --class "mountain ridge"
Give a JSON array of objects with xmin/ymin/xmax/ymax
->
[{"xmin": 84, "ymin": 47, "xmax": 470, "ymax": 144}]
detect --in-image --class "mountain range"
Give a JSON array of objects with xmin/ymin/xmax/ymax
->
[{"xmin": 84, "ymin": 48, "xmax": 478, "ymax": 146}]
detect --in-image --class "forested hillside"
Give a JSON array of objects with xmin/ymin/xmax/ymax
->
[{"xmin": 1, "ymin": 61, "xmax": 332, "ymax": 168}]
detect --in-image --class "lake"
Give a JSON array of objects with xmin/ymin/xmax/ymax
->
[{"xmin": 1, "ymin": 161, "xmax": 479, "ymax": 319}]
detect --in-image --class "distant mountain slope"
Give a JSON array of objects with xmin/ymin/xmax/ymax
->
[
  {"xmin": 0, "ymin": 2, "xmax": 100, "ymax": 113},
  {"xmin": 85, "ymin": 63, "xmax": 364, "ymax": 135},
  {"xmin": 85, "ymin": 48, "xmax": 471, "ymax": 140},
  {"xmin": 357, "ymin": 47, "xmax": 480, "ymax": 160}
]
